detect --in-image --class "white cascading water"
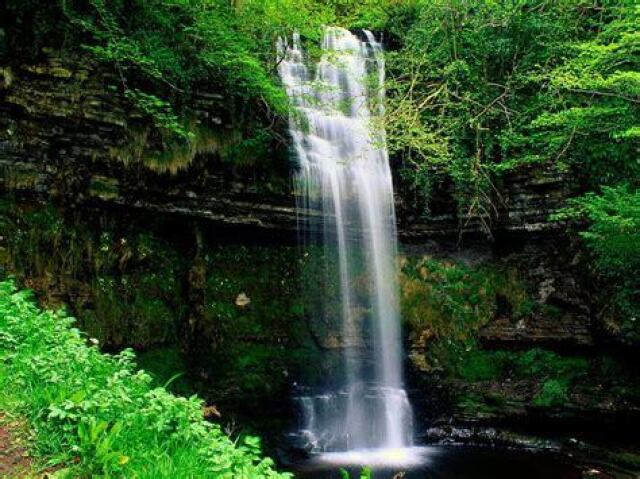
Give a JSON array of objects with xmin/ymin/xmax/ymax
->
[{"xmin": 278, "ymin": 27, "xmax": 414, "ymax": 456}]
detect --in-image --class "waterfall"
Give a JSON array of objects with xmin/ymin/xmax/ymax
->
[{"xmin": 278, "ymin": 27, "xmax": 413, "ymax": 452}]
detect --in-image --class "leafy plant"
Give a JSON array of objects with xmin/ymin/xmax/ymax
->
[
  {"xmin": 533, "ymin": 379, "xmax": 570, "ymax": 407},
  {"xmin": 379, "ymin": 1, "xmax": 638, "ymax": 236},
  {"xmin": 554, "ymin": 185, "xmax": 640, "ymax": 342},
  {"xmin": 0, "ymin": 280, "xmax": 290, "ymax": 477},
  {"xmin": 339, "ymin": 466, "xmax": 374, "ymax": 479}
]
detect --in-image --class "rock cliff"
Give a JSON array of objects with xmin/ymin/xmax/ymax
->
[{"xmin": 1, "ymin": 53, "xmax": 638, "ymax": 436}]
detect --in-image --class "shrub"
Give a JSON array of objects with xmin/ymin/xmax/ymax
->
[
  {"xmin": 533, "ymin": 379, "xmax": 570, "ymax": 407},
  {"xmin": 554, "ymin": 185, "xmax": 640, "ymax": 342}
]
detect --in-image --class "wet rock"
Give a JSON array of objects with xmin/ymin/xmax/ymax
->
[
  {"xmin": 478, "ymin": 237, "xmax": 593, "ymax": 349},
  {"xmin": 424, "ymin": 425, "xmax": 560, "ymax": 451},
  {"xmin": 479, "ymin": 314, "xmax": 593, "ymax": 348}
]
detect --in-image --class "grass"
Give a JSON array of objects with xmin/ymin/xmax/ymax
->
[
  {"xmin": 0, "ymin": 280, "xmax": 290, "ymax": 478},
  {"xmin": 135, "ymin": 346, "xmax": 197, "ymax": 398}
]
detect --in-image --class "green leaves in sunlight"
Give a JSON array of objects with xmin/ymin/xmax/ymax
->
[
  {"xmin": 0, "ymin": 280, "xmax": 290, "ymax": 478},
  {"xmin": 382, "ymin": 1, "xmax": 638, "ymax": 225}
]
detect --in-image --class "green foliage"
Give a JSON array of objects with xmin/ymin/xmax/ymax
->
[
  {"xmin": 385, "ymin": 1, "xmax": 637, "ymax": 335},
  {"xmin": 554, "ymin": 185, "xmax": 640, "ymax": 342},
  {"xmin": 533, "ymin": 379, "xmax": 570, "ymax": 407},
  {"xmin": 382, "ymin": 1, "xmax": 638, "ymax": 231},
  {"xmin": 2, "ymin": 0, "xmax": 420, "ymax": 154},
  {"xmin": 233, "ymin": 0, "xmax": 394, "ymax": 57},
  {"xmin": 0, "ymin": 203, "xmax": 324, "ymax": 404},
  {"xmin": 0, "ymin": 280, "xmax": 289, "ymax": 477},
  {"xmin": 124, "ymin": 90, "xmax": 191, "ymax": 139},
  {"xmin": 5, "ymin": 0, "xmax": 639, "ymax": 422},
  {"xmin": 6, "ymin": 1, "xmax": 637, "ymax": 211},
  {"xmin": 59, "ymin": 0, "xmax": 289, "ymax": 139},
  {"xmin": 527, "ymin": 5, "xmax": 640, "ymax": 186},
  {"xmin": 557, "ymin": 186, "xmax": 640, "ymax": 273},
  {"xmin": 339, "ymin": 466, "xmax": 374, "ymax": 479},
  {"xmin": 5, "ymin": 0, "xmax": 405, "ymax": 148}
]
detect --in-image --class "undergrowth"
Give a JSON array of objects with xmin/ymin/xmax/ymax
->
[{"xmin": 0, "ymin": 280, "xmax": 289, "ymax": 478}]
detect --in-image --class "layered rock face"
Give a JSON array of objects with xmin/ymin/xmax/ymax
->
[
  {"xmin": 1, "ymin": 54, "xmax": 638, "ymax": 434},
  {"xmin": 0, "ymin": 55, "xmax": 298, "ymax": 232},
  {"xmin": 1, "ymin": 54, "xmax": 576, "ymax": 238}
]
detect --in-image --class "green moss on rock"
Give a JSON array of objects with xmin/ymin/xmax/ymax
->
[
  {"xmin": 192, "ymin": 245, "xmax": 321, "ymax": 403},
  {"xmin": 0, "ymin": 200, "xmax": 187, "ymax": 349},
  {"xmin": 399, "ymin": 255, "xmax": 533, "ymax": 373}
]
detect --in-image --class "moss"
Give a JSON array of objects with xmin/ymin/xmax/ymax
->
[
  {"xmin": 401, "ymin": 256, "xmax": 532, "ymax": 339},
  {"xmin": 612, "ymin": 451, "xmax": 640, "ymax": 469},
  {"xmin": 533, "ymin": 379, "xmax": 570, "ymax": 407},
  {"xmin": 82, "ymin": 272, "xmax": 180, "ymax": 348},
  {"xmin": 455, "ymin": 348, "xmax": 589, "ymax": 383},
  {"xmin": 454, "ymin": 349, "xmax": 505, "ymax": 381},
  {"xmin": 456, "ymin": 391, "xmax": 503, "ymax": 416},
  {"xmin": 448, "ymin": 348, "xmax": 640, "ymax": 412},
  {"xmin": 88, "ymin": 176, "xmax": 119, "ymax": 200},
  {"xmin": 397, "ymin": 254, "xmax": 607, "ymax": 415},
  {"xmin": 109, "ymin": 122, "xmax": 230, "ymax": 174},
  {"xmin": 196, "ymin": 245, "xmax": 321, "ymax": 401},
  {"xmin": 204, "ymin": 245, "xmax": 306, "ymax": 339},
  {"xmin": 109, "ymin": 119, "xmax": 283, "ymax": 178},
  {"xmin": 75, "ymin": 231, "xmax": 186, "ymax": 348},
  {"xmin": 400, "ymin": 255, "xmax": 534, "ymax": 372},
  {"xmin": 0, "ymin": 200, "xmax": 187, "ymax": 349},
  {"xmin": 456, "ymin": 392, "xmax": 485, "ymax": 409}
]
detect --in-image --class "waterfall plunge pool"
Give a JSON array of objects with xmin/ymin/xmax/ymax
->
[{"xmin": 285, "ymin": 446, "xmax": 591, "ymax": 478}]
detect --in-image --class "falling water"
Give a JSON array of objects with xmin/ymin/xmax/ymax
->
[{"xmin": 278, "ymin": 27, "xmax": 413, "ymax": 453}]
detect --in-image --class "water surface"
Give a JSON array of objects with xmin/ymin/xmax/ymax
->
[{"xmin": 288, "ymin": 446, "xmax": 584, "ymax": 479}]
